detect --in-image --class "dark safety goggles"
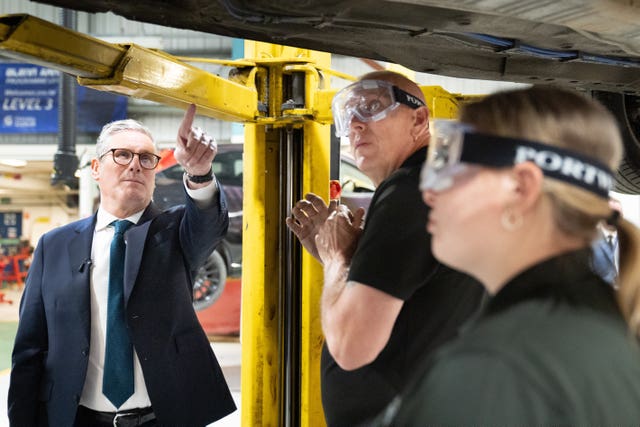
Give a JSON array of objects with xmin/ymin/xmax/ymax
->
[
  {"xmin": 332, "ymin": 79, "xmax": 425, "ymax": 137},
  {"xmin": 420, "ymin": 120, "xmax": 614, "ymax": 198}
]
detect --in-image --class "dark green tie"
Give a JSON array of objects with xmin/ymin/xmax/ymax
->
[{"xmin": 102, "ymin": 219, "xmax": 134, "ymax": 408}]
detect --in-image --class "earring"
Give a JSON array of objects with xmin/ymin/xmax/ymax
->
[{"xmin": 501, "ymin": 208, "xmax": 523, "ymax": 231}]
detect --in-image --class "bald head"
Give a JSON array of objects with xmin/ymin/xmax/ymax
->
[{"xmin": 360, "ymin": 71, "xmax": 425, "ymax": 104}]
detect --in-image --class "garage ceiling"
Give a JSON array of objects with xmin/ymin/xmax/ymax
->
[
  {"xmin": 3, "ymin": 0, "xmax": 640, "ymax": 196},
  {"xmin": 27, "ymin": 0, "xmax": 640, "ymax": 95}
]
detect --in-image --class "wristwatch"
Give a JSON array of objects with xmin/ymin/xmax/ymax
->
[{"xmin": 185, "ymin": 167, "xmax": 214, "ymax": 183}]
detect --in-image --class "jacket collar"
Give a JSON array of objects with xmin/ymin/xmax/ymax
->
[{"xmin": 484, "ymin": 248, "xmax": 620, "ymax": 319}]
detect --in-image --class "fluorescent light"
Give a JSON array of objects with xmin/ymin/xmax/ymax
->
[{"xmin": 0, "ymin": 159, "xmax": 27, "ymax": 167}]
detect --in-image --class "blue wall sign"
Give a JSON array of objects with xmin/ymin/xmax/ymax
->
[
  {"xmin": 0, "ymin": 64, "xmax": 59, "ymax": 133},
  {"xmin": 0, "ymin": 211, "xmax": 22, "ymax": 244},
  {"xmin": 0, "ymin": 63, "xmax": 127, "ymax": 134}
]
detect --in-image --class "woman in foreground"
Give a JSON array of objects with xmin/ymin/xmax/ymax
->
[{"xmin": 386, "ymin": 86, "xmax": 640, "ymax": 426}]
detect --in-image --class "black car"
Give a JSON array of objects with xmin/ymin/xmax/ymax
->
[{"xmin": 154, "ymin": 144, "xmax": 373, "ymax": 311}]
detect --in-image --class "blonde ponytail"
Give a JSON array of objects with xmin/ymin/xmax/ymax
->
[{"xmin": 616, "ymin": 218, "xmax": 640, "ymax": 336}]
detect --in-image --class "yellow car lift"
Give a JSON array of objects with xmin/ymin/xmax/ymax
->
[{"xmin": 0, "ymin": 13, "xmax": 477, "ymax": 426}]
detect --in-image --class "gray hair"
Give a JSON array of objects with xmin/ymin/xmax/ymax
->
[{"xmin": 96, "ymin": 119, "xmax": 156, "ymax": 157}]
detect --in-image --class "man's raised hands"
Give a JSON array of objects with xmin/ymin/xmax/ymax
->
[{"xmin": 286, "ymin": 193, "xmax": 338, "ymax": 262}]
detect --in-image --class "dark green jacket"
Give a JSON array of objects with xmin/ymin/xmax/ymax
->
[{"xmin": 389, "ymin": 249, "xmax": 640, "ymax": 427}]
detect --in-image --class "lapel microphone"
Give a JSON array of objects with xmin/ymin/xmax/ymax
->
[{"xmin": 78, "ymin": 258, "xmax": 93, "ymax": 273}]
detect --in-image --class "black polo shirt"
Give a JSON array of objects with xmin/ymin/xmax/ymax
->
[{"xmin": 321, "ymin": 147, "xmax": 484, "ymax": 426}]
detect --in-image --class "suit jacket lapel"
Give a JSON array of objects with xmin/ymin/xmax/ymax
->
[
  {"xmin": 123, "ymin": 203, "xmax": 162, "ymax": 303},
  {"xmin": 68, "ymin": 216, "xmax": 96, "ymax": 345},
  {"xmin": 596, "ymin": 239, "xmax": 616, "ymax": 267},
  {"xmin": 605, "ymin": 244, "xmax": 616, "ymax": 265},
  {"xmin": 603, "ymin": 237, "xmax": 616, "ymax": 265}
]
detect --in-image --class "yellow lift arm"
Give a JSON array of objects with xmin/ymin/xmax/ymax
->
[
  {"xmin": 0, "ymin": 14, "xmax": 336, "ymax": 124},
  {"xmin": 0, "ymin": 13, "xmax": 475, "ymax": 427}
]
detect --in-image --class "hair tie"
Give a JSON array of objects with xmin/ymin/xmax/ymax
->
[{"xmin": 606, "ymin": 210, "xmax": 620, "ymax": 227}]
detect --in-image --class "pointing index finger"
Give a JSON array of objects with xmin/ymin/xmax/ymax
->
[{"xmin": 178, "ymin": 104, "xmax": 197, "ymax": 146}]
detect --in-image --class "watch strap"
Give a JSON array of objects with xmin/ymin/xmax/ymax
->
[{"xmin": 185, "ymin": 167, "xmax": 214, "ymax": 183}]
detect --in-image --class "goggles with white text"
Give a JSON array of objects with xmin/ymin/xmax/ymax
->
[
  {"xmin": 332, "ymin": 79, "xmax": 426, "ymax": 137},
  {"xmin": 420, "ymin": 120, "xmax": 614, "ymax": 198}
]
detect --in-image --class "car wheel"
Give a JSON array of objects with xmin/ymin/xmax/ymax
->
[
  {"xmin": 192, "ymin": 249, "xmax": 228, "ymax": 311},
  {"xmin": 592, "ymin": 91, "xmax": 640, "ymax": 194}
]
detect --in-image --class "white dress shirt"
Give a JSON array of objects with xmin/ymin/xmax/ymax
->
[
  {"xmin": 79, "ymin": 208, "xmax": 149, "ymax": 411},
  {"xmin": 79, "ymin": 178, "xmax": 217, "ymax": 411}
]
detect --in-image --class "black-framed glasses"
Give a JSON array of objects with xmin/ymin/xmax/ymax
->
[{"xmin": 100, "ymin": 148, "xmax": 161, "ymax": 170}]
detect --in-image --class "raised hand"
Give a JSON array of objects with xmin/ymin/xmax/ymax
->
[
  {"xmin": 315, "ymin": 204, "xmax": 365, "ymax": 266},
  {"xmin": 175, "ymin": 104, "xmax": 217, "ymax": 178},
  {"xmin": 286, "ymin": 193, "xmax": 338, "ymax": 262}
]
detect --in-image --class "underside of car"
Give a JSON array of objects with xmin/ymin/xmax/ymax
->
[{"xmin": 25, "ymin": 0, "xmax": 640, "ymax": 193}]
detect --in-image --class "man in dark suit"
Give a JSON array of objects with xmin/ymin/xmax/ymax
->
[
  {"xmin": 8, "ymin": 105, "xmax": 236, "ymax": 426},
  {"xmin": 591, "ymin": 197, "xmax": 622, "ymax": 286}
]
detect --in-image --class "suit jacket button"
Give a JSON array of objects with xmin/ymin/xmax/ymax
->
[{"xmin": 81, "ymin": 348, "xmax": 89, "ymax": 356}]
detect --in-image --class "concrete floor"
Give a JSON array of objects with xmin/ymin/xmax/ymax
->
[{"xmin": 0, "ymin": 287, "xmax": 241, "ymax": 426}]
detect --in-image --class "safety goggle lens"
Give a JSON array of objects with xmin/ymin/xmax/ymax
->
[{"xmin": 332, "ymin": 80, "xmax": 424, "ymax": 137}]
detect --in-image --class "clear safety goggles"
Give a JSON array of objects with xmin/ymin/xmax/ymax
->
[
  {"xmin": 420, "ymin": 120, "xmax": 614, "ymax": 198},
  {"xmin": 332, "ymin": 79, "xmax": 426, "ymax": 137}
]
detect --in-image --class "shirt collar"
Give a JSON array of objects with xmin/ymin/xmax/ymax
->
[
  {"xmin": 95, "ymin": 206, "xmax": 145, "ymax": 231},
  {"xmin": 401, "ymin": 146, "xmax": 427, "ymax": 169},
  {"xmin": 598, "ymin": 223, "xmax": 617, "ymax": 240}
]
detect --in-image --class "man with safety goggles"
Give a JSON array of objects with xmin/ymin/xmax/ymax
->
[
  {"xmin": 332, "ymin": 79, "xmax": 427, "ymax": 138},
  {"xmin": 286, "ymin": 71, "xmax": 483, "ymax": 426}
]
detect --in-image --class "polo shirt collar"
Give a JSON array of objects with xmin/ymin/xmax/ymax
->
[{"xmin": 401, "ymin": 146, "xmax": 427, "ymax": 169}]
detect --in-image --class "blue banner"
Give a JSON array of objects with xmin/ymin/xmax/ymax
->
[
  {"xmin": 0, "ymin": 63, "xmax": 127, "ymax": 134},
  {"xmin": 0, "ymin": 64, "xmax": 59, "ymax": 133}
]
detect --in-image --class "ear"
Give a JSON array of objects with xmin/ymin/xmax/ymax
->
[
  {"xmin": 90, "ymin": 158, "xmax": 100, "ymax": 180},
  {"xmin": 411, "ymin": 106, "xmax": 430, "ymax": 140},
  {"xmin": 509, "ymin": 162, "xmax": 544, "ymax": 213}
]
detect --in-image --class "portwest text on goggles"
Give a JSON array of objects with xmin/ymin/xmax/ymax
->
[
  {"xmin": 420, "ymin": 120, "xmax": 614, "ymax": 198},
  {"xmin": 332, "ymin": 79, "xmax": 426, "ymax": 137}
]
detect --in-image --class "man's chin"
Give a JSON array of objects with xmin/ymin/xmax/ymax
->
[
  {"xmin": 355, "ymin": 157, "xmax": 373, "ymax": 174},
  {"xmin": 121, "ymin": 190, "xmax": 151, "ymax": 208}
]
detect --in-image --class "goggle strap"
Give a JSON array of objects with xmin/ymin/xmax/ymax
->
[
  {"xmin": 460, "ymin": 132, "xmax": 614, "ymax": 198},
  {"xmin": 392, "ymin": 86, "xmax": 425, "ymax": 109}
]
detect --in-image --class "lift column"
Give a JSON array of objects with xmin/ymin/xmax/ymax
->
[{"xmin": 241, "ymin": 41, "xmax": 331, "ymax": 427}]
